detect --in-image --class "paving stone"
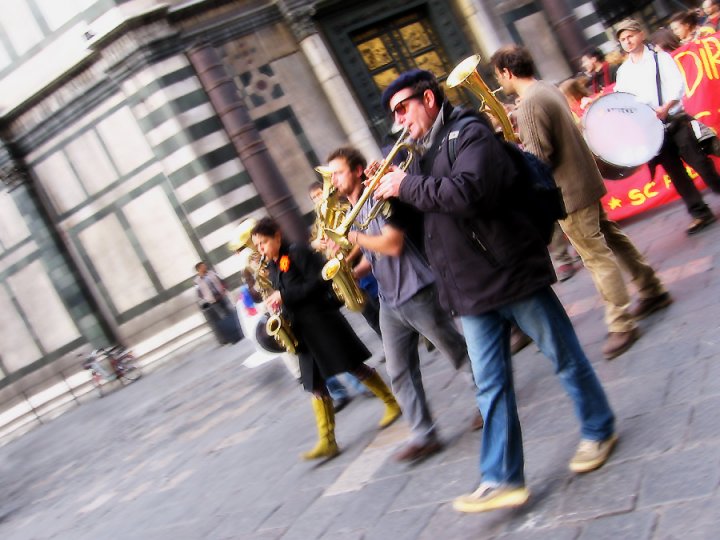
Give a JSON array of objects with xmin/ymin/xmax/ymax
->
[
  {"xmin": 699, "ymin": 358, "xmax": 720, "ymax": 396},
  {"xmin": 324, "ymin": 476, "xmax": 408, "ymax": 533},
  {"xmin": 638, "ymin": 444, "xmax": 720, "ymax": 507},
  {"xmin": 503, "ymin": 475, "xmax": 567, "ymax": 531},
  {"xmin": 654, "ymin": 494, "xmax": 720, "ymax": 540},
  {"xmin": 319, "ymin": 530, "xmax": 365, "ymax": 540},
  {"xmin": 496, "ymin": 525, "xmax": 581, "ymax": 540},
  {"xmin": 612, "ymin": 404, "xmax": 690, "ymax": 461},
  {"xmin": 685, "ymin": 395, "xmax": 720, "ymax": 444},
  {"xmin": 518, "ymin": 396, "xmax": 581, "ymax": 442},
  {"xmin": 208, "ymin": 503, "xmax": 279, "ymax": 538},
  {"xmin": 389, "ymin": 458, "xmax": 482, "ymax": 511},
  {"xmin": 602, "ymin": 373, "xmax": 668, "ymax": 418},
  {"xmin": 558, "ymin": 461, "xmax": 642, "ymax": 521},
  {"xmin": 520, "ymin": 432, "xmax": 577, "ymax": 483},
  {"xmin": 276, "ymin": 491, "xmax": 355, "ymax": 540},
  {"xmin": 576, "ymin": 510, "xmax": 657, "ymax": 540},
  {"xmin": 363, "ymin": 507, "xmax": 437, "ymax": 540},
  {"xmin": 256, "ymin": 488, "xmax": 323, "ymax": 531},
  {"xmin": 663, "ymin": 362, "xmax": 709, "ymax": 407},
  {"xmin": 417, "ymin": 500, "xmax": 528, "ymax": 540}
]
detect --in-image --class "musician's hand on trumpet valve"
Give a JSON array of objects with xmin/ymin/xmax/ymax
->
[{"xmin": 374, "ymin": 165, "xmax": 406, "ymax": 200}]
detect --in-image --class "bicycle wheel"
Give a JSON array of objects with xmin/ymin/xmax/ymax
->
[{"xmin": 119, "ymin": 363, "xmax": 142, "ymax": 383}]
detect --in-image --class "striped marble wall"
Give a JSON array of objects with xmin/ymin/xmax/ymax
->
[{"xmin": 1, "ymin": 7, "xmax": 350, "ymax": 387}]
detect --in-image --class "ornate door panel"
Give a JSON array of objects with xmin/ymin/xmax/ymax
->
[{"xmin": 316, "ymin": 0, "xmax": 473, "ymax": 141}]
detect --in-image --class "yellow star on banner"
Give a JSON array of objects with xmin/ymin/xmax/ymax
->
[{"xmin": 608, "ymin": 197, "xmax": 622, "ymax": 210}]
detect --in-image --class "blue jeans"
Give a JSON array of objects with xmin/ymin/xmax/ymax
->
[{"xmin": 460, "ymin": 286, "xmax": 614, "ymax": 486}]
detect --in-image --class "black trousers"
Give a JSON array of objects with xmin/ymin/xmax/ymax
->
[{"xmin": 652, "ymin": 115, "xmax": 720, "ymax": 219}]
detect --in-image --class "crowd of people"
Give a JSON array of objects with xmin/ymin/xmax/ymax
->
[{"xmin": 201, "ymin": 5, "xmax": 720, "ymax": 518}]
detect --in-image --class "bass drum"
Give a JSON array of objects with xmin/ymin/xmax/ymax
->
[{"xmin": 582, "ymin": 92, "xmax": 665, "ymax": 180}]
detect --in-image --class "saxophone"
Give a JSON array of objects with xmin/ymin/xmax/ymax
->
[
  {"xmin": 323, "ymin": 126, "xmax": 416, "ymax": 249},
  {"xmin": 230, "ymin": 218, "xmax": 299, "ymax": 354},
  {"xmin": 314, "ymin": 166, "xmax": 366, "ymax": 313}
]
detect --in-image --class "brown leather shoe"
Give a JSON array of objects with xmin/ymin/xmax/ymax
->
[
  {"xmin": 394, "ymin": 439, "xmax": 443, "ymax": 462},
  {"xmin": 470, "ymin": 412, "xmax": 484, "ymax": 431},
  {"xmin": 630, "ymin": 292, "xmax": 673, "ymax": 320},
  {"xmin": 602, "ymin": 328, "xmax": 639, "ymax": 360}
]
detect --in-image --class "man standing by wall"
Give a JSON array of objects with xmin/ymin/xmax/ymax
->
[
  {"xmin": 490, "ymin": 45, "xmax": 671, "ymax": 360},
  {"xmin": 328, "ymin": 146, "xmax": 482, "ymax": 462},
  {"xmin": 194, "ymin": 261, "xmax": 241, "ymax": 344},
  {"xmin": 374, "ymin": 69, "xmax": 617, "ymax": 513}
]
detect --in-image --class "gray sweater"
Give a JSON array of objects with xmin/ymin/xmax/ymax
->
[{"xmin": 516, "ymin": 80, "xmax": 607, "ymax": 214}]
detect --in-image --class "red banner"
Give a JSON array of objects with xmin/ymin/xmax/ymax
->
[{"xmin": 600, "ymin": 33, "xmax": 720, "ymax": 220}]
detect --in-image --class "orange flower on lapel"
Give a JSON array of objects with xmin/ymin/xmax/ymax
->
[{"xmin": 279, "ymin": 255, "xmax": 290, "ymax": 272}]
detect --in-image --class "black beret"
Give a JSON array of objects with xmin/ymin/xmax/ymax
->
[{"xmin": 380, "ymin": 69, "xmax": 437, "ymax": 112}]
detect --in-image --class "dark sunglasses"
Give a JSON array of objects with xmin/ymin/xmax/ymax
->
[{"xmin": 391, "ymin": 92, "xmax": 423, "ymax": 116}]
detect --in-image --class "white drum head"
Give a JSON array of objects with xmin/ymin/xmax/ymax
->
[{"xmin": 582, "ymin": 92, "xmax": 664, "ymax": 167}]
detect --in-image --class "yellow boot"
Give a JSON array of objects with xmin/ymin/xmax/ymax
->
[
  {"xmin": 361, "ymin": 370, "xmax": 402, "ymax": 428},
  {"xmin": 302, "ymin": 395, "xmax": 340, "ymax": 460}
]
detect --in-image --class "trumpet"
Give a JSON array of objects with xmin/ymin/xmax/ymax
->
[
  {"xmin": 447, "ymin": 54, "xmax": 518, "ymax": 144},
  {"xmin": 323, "ymin": 126, "xmax": 415, "ymax": 248},
  {"xmin": 229, "ymin": 219, "xmax": 299, "ymax": 354}
]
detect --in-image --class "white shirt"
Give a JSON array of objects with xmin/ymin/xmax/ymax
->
[{"xmin": 614, "ymin": 45, "xmax": 685, "ymax": 115}]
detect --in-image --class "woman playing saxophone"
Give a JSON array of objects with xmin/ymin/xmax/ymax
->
[{"xmin": 250, "ymin": 217, "xmax": 400, "ymax": 461}]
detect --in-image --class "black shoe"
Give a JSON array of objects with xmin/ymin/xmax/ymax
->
[
  {"xmin": 332, "ymin": 396, "xmax": 351, "ymax": 413},
  {"xmin": 687, "ymin": 214, "xmax": 716, "ymax": 235}
]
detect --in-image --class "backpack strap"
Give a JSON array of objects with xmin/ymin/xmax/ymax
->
[
  {"xmin": 446, "ymin": 116, "xmax": 478, "ymax": 166},
  {"xmin": 651, "ymin": 45, "xmax": 663, "ymax": 107}
]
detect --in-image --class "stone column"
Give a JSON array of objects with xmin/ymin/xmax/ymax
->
[
  {"xmin": 455, "ymin": 0, "xmax": 513, "ymax": 57},
  {"xmin": 281, "ymin": 4, "xmax": 381, "ymax": 160},
  {"xmin": 537, "ymin": 0, "xmax": 589, "ymax": 71},
  {"xmin": 187, "ymin": 43, "xmax": 308, "ymax": 243}
]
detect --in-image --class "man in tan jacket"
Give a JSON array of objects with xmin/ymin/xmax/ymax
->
[{"xmin": 490, "ymin": 45, "xmax": 671, "ymax": 359}]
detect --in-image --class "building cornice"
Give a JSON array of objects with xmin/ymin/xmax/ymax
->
[{"xmin": 3, "ymin": 1, "xmax": 284, "ymax": 156}]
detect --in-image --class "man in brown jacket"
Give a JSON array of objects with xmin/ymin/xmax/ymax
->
[{"xmin": 491, "ymin": 45, "xmax": 671, "ymax": 359}]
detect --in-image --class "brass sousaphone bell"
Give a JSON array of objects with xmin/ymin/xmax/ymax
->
[{"xmin": 447, "ymin": 54, "xmax": 518, "ymax": 144}]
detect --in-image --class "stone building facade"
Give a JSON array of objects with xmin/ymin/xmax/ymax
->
[{"xmin": 0, "ymin": 0, "xmax": 669, "ymax": 402}]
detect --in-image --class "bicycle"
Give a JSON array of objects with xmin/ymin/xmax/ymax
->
[{"xmin": 81, "ymin": 346, "xmax": 142, "ymax": 396}]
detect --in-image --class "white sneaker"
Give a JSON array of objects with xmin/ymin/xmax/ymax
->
[{"xmin": 569, "ymin": 433, "xmax": 618, "ymax": 473}]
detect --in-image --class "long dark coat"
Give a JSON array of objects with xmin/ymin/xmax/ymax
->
[{"xmin": 268, "ymin": 241, "xmax": 370, "ymax": 391}]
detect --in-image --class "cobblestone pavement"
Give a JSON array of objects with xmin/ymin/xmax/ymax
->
[{"xmin": 1, "ymin": 198, "xmax": 720, "ymax": 540}]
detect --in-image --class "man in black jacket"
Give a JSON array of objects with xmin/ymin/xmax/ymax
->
[{"xmin": 374, "ymin": 69, "xmax": 617, "ymax": 513}]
